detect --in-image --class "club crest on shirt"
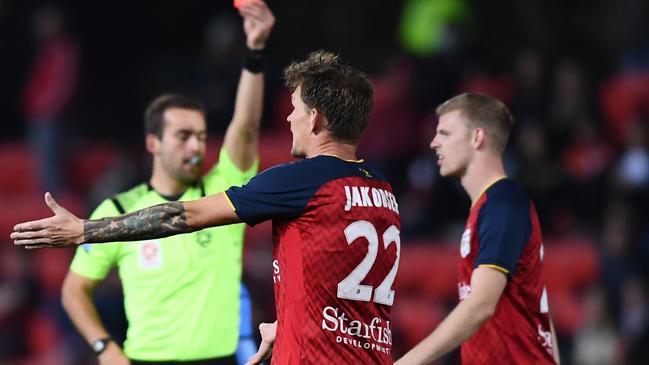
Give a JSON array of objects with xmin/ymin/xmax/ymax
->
[
  {"xmin": 460, "ymin": 228, "xmax": 471, "ymax": 258},
  {"xmin": 139, "ymin": 240, "xmax": 163, "ymax": 269}
]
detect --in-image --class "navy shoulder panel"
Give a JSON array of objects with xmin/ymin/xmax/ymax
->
[{"xmin": 225, "ymin": 156, "xmax": 386, "ymax": 226}]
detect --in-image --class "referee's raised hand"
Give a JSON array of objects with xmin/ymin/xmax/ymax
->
[
  {"xmin": 11, "ymin": 192, "xmax": 84, "ymax": 249},
  {"xmin": 239, "ymin": 0, "xmax": 275, "ymax": 50}
]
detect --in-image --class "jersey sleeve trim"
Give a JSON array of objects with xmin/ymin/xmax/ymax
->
[
  {"xmin": 478, "ymin": 264, "xmax": 509, "ymax": 275},
  {"xmin": 223, "ymin": 192, "xmax": 236, "ymax": 211}
]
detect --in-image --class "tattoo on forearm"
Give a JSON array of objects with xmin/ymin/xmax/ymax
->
[{"xmin": 83, "ymin": 202, "xmax": 191, "ymax": 243}]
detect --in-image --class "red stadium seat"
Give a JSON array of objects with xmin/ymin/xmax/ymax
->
[
  {"xmin": 599, "ymin": 71, "xmax": 649, "ymax": 144},
  {"xmin": 392, "ymin": 295, "xmax": 446, "ymax": 349},
  {"xmin": 543, "ymin": 238, "xmax": 599, "ymax": 293},
  {"xmin": 543, "ymin": 238, "xmax": 599, "ymax": 334},
  {"xmin": 395, "ymin": 242, "xmax": 457, "ymax": 300},
  {"xmin": 67, "ymin": 143, "xmax": 119, "ymax": 194},
  {"xmin": 0, "ymin": 143, "xmax": 39, "ymax": 195},
  {"xmin": 25, "ymin": 309, "xmax": 61, "ymax": 355}
]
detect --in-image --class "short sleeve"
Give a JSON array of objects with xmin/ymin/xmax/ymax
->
[
  {"xmin": 203, "ymin": 148, "xmax": 259, "ymax": 191},
  {"xmin": 475, "ymin": 196, "xmax": 531, "ymax": 278},
  {"xmin": 225, "ymin": 162, "xmax": 318, "ymax": 226},
  {"xmin": 69, "ymin": 199, "xmax": 123, "ymax": 280}
]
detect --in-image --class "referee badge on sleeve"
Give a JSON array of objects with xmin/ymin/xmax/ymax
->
[{"xmin": 139, "ymin": 240, "xmax": 163, "ymax": 269}]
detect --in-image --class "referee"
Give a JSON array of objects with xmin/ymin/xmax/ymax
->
[{"xmin": 60, "ymin": 2, "xmax": 275, "ymax": 364}]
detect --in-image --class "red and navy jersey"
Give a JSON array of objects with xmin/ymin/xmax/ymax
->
[
  {"xmin": 458, "ymin": 178, "xmax": 556, "ymax": 365},
  {"xmin": 226, "ymin": 156, "xmax": 401, "ymax": 365}
]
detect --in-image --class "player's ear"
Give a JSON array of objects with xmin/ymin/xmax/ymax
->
[
  {"xmin": 473, "ymin": 127, "xmax": 486, "ymax": 149},
  {"xmin": 146, "ymin": 133, "xmax": 161, "ymax": 154},
  {"xmin": 309, "ymin": 108, "xmax": 326, "ymax": 135}
]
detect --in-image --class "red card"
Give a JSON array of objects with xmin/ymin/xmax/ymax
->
[{"xmin": 234, "ymin": 0, "xmax": 250, "ymax": 9}]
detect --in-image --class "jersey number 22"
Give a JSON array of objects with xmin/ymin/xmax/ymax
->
[{"xmin": 337, "ymin": 220, "xmax": 400, "ymax": 306}]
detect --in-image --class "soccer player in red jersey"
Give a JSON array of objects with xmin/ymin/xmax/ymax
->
[
  {"xmin": 396, "ymin": 93, "xmax": 560, "ymax": 365},
  {"xmin": 13, "ymin": 51, "xmax": 401, "ymax": 365}
]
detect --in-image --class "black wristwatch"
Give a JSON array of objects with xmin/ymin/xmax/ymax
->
[{"xmin": 90, "ymin": 336, "xmax": 113, "ymax": 355}]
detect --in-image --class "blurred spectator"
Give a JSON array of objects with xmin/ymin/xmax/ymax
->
[
  {"xmin": 561, "ymin": 118, "xmax": 612, "ymax": 183},
  {"xmin": 548, "ymin": 59, "xmax": 592, "ymax": 148},
  {"xmin": 572, "ymin": 286, "xmax": 621, "ymax": 365},
  {"xmin": 598, "ymin": 200, "xmax": 640, "ymax": 314},
  {"xmin": 640, "ymin": 225, "xmax": 649, "ymax": 278},
  {"xmin": 510, "ymin": 49, "xmax": 548, "ymax": 124},
  {"xmin": 455, "ymin": 65, "xmax": 513, "ymax": 104},
  {"xmin": 359, "ymin": 57, "xmax": 421, "ymax": 192},
  {"xmin": 193, "ymin": 14, "xmax": 244, "ymax": 130},
  {"xmin": 599, "ymin": 71, "xmax": 649, "ymax": 145},
  {"xmin": 620, "ymin": 276, "xmax": 649, "ymax": 363},
  {"xmin": 21, "ymin": 4, "xmax": 80, "ymax": 194},
  {"xmin": 560, "ymin": 117, "xmax": 613, "ymax": 229},
  {"xmin": 0, "ymin": 248, "xmax": 40, "ymax": 362},
  {"xmin": 613, "ymin": 118, "xmax": 649, "ymax": 191},
  {"xmin": 619, "ymin": 277, "xmax": 648, "ymax": 339},
  {"xmin": 512, "ymin": 120, "xmax": 565, "ymax": 234}
]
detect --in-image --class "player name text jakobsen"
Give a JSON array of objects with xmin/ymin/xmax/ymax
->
[{"xmin": 343, "ymin": 186, "xmax": 399, "ymax": 214}]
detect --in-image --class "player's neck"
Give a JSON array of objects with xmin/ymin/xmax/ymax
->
[
  {"xmin": 150, "ymin": 167, "xmax": 190, "ymax": 197},
  {"xmin": 307, "ymin": 140, "xmax": 357, "ymax": 161},
  {"xmin": 461, "ymin": 155, "xmax": 506, "ymax": 205}
]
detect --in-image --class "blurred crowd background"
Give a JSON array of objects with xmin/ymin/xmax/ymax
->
[{"xmin": 1, "ymin": 0, "xmax": 649, "ymax": 364}]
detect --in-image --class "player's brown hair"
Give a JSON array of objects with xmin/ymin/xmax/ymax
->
[
  {"xmin": 436, "ymin": 92, "xmax": 514, "ymax": 154},
  {"xmin": 283, "ymin": 50, "xmax": 373, "ymax": 144},
  {"xmin": 144, "ymin": 94, "xmax": 205, "ymax": 138}
]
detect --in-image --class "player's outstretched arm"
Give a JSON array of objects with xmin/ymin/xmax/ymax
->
[
  {"xmin": 12, "ymin": 192, "xmax": 241, "ymax": 249},
  {"xmin": 245, "ymin": 321, "xmax": 277, "ymax": 365},
  {"xmin": 395, "ymin": 267, "xmax": 507, "ymax": 365},
  {"xmin": 224, "ymin": 0, "xmax": 275, "ymax": 171}
]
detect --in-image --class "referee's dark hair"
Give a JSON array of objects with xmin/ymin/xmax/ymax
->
[
  {"xmin": 284, "ymin": 50, "xmax": 373, "ymax": 144},
  {"xmin": 144, "ymin": 94, "xmax": 206, "ymax": 138}
]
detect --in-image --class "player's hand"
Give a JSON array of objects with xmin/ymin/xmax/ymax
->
[
  {"xmin": 99, "ymin": 342, "xmax": 131, "ymax": 365},
  {"xmin": 11, "ymin": 192, "xmax": 84, "ymax": 249},
  {"xmin": 239, "ymin": 0, "xmax": 275, "ymax": 50},
  {"xmin": 244, "ymin": 321, "xmax": 277, "ymax": 365}
]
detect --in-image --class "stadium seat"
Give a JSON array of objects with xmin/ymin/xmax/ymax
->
[
  {"xmin": 0, "ymin": 143, "xmax": 39, "ymax": 195},
  {"xmin": 392, "ymin": 295, "xmax": 446, "ymax": 349},
  {"xmin": 543, "ymin": 238, "xmax": 599, "ymax": 334},
  {"xmin": 599, "ymin": 71, "xmax": 649, "ymax": 144},
  {"xmin": 395, "ymin": 242, "xmax": 457, "ymax": 300},
  {"xmin": 67, "ymin": 142, "xmax": 119, "ymax": 194}
]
